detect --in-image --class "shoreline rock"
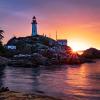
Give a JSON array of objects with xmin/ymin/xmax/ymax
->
[
  {"xmin": 0, "ymin": 90, "xmax": 79, "ymax": 100},
  {"xmin": 4, "ymin": 36, "xmax": 100, "ymax": 67},
  {"xmin": 0, "ymin": 91, "xmax": 62, "ymax": 100},
  {"xmin": 82, "ymin": 48, "xmax": 100, "ymax": 59},
  {"xmin": 7, "ymin": 54, "xmax": 96, "ymax": 67},
  {"xmin": 0, "ymin": 54, "xmax": 96, "ymax": 68},
  {"xmin": 0, "ymin": 87, "xmax": 78, "ymax": 100}
]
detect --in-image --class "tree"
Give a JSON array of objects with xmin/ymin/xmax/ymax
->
[
  {"xmin": 0, "ymin": 29, "xmax": 5, "ymax": 56},
  {"xmin": 0, "ymin": 29, "xmax": 4, "ymax": 46},
  {"xmin": 0, "ymin": 29, "xmax": 4, "ymax": 42}
]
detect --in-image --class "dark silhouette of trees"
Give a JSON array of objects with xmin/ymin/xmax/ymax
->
[
  {"xmin": 0, "ymin": 29, "xmax": 4, "ymax": 42},
  {"xmin": 0, "ymin": 29, "xmax": 4, "ymax": 46},
  {"xmin": 0, "ymin": 29, "xmax": 5, "ymax": 56}
]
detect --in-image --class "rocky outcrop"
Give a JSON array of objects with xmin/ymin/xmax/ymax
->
[
  {"xmin": 8, "ymin": 53, "xmax": 48, "ymax": 67},
  {"xmin": 0, "ymin": 87, "xmax": 9, "ymax": 92},
  {"xmin": 32, "ymin": 53, "xmax": 48, "ymax": 65},
  {"xmin": 82, "ymin": 48, "xmax": 100, "ymax": 59},
  {"xmin": 6, "ymin": 35, "xmax": 56, "ymax": 54},
  {"xmin": 8, "ymin": 47, "xmax": 95, "ymax": 67},
  {"xmin": 6, "ymin": 35, "xmax": 98, "ymax": 66},
  {"xmin": 6, "ymin": 35, "xmax": 71, "ymax": 66}
]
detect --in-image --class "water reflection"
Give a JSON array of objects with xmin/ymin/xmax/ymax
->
[
  {"xmin": 32, "ymin": 67, "xmax": 40, "ymax": 92},
  {"xmin": 0, "ymin": 61, "xmax": 100, "ymax": 100},
  {"xmin": 65, "ymin": 62, "xmax": 100, "ymax": 99},
  {"xmin": 0, "ymin": 67, "xmax": 5, "ymax": 87},
  {"xmin": 3, "ymin": 67, "xmax": 41, "ymax": 93}
]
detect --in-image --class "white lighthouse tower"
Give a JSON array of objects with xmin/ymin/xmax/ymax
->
[{"xmin": 32, "ymin": 16, "xmax": 38, "ymax": 36}]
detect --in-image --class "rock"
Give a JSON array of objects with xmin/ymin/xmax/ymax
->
[
  {"xmin": 32, "ymin": 53, "xmax": 48, "ymax": 65},
  {"xmin": 6, "ymin": 35, "xmax": 56, "ymax": 54},
  {"xmin": 8, "ymin": 53, "xmax": 48, "ymax": 67},
  {"xmin": 8, "ymin": 58, "xmax": 39, "ymax": 67},
  {"xmin": 0, "ymin": 87, "xmax": 9, "ymax": 92},
  {"xmin": 0, "ymin": 91, "xmax": 63, "ymax": 100},
  {"xmin": 0, "ymin": 56, "xmax": 10, "ymax": 66},
  {"xmin": 6, "ymin": 35, "xmax": 97, "ymax": 66},
  {"xmin": 82, "ymin": 48, "xmax": 100, "ymax": 59}
]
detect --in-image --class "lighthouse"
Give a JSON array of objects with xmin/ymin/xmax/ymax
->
[{"xmin": 31, "ymin": 16, "xmax": 38, "ymax": 36}]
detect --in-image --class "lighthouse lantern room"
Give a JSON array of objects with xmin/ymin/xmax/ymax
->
[{"xmin": 32, "ymin": 16, "xmax": 38, "ymax": 36}]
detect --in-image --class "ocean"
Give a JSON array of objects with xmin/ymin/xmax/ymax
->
[{"xmin": 0, "ymin": 60, "xmax": 100, "ymax": 100}]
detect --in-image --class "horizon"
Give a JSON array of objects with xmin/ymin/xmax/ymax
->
[{"xmin": 0, "ymin": 0, "xmax": 100, "ymax": 51}]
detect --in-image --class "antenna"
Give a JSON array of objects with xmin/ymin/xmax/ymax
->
[
  {"xmin": 56, "ymin": 31, "xmax": 58, "ymax": 41},
  {"xmin": 43, "ymin": 33, "xmax": 44, "ymax": 36}
]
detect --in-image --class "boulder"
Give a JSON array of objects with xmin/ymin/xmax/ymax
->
[
  {"xmin": 0, "ymin": 87, "xmax": 9, "ymax": 92},
  {"xmin": 8, "ymin": 59, "xmax": 37, "ymax": 67},
  {"xmin": 32, "ymin": 53, "xmax": 48, "ymax": 65}
]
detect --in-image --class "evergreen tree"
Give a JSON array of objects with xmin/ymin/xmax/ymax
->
[
  {"xmin": 0, "ymin": 29, "xmax": 5, "ymax": 56},
  {"xmin": 0, "ymin": 29, "xmax": 4, "ymax": 46},
  {"xmin": 0, "ymin": 29, "xmax": 4, "ymax": 42}
]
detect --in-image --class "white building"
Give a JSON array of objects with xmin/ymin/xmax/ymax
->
[
  {"xmin": 32, "ymin": 16, "xmax": 38, "ymax": 36},
  {"xmin": 57, "ymin": 40, "xmax": 67, "ymax": 46},
  {"xmin": 7, "ymin": 45, "xmax": 16, "ymax": 50}
]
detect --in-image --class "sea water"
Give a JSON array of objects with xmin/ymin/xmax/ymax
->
[{"xmin": 0, "ymin": 60, "xmax": 100, "ymax": 100}]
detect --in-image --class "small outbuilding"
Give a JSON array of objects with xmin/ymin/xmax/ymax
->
[
  {"xmin": 6, "ymin": 45, "xmax": 16, "ymax": 50},
  {"xmin": 57, "ymin": 39, "xmax": 67, "ymax": 46}
]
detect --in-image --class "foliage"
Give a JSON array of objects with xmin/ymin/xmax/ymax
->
[
  {"xmin": 0, "ymin": 29, "xmax": 7, "ymax": 56},
  {"xmin": 0, "ymin": 29, "xmax": 4, "ymax": 42}
]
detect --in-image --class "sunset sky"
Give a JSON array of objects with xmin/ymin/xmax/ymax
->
[{"xmin": 0, "ymin": 0, "xmax": 100, "ymax": 50}]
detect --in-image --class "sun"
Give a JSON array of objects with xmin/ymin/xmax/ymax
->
[
  {"xmin": 71, "ymin": 45, "xmax": 81, "ymax": 52},
  {"xmin": 69, "ymin": 41, "xmax": 89, "ymax": 52}
]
